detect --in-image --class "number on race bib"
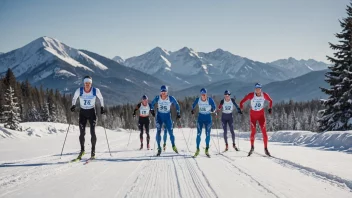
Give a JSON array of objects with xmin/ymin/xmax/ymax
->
[
  {"xmin": 255, "ymin": 103, "xmax": 261, "ymax": 108},
  {"xmin": 160, "ymin": 106, "xmax": 167, "ymax": 111},
  {"xmin": 225, "ymin": 106, "xmax": 231, "ymax": 110},
  {"xmin": 200, "ymin": 107, "xmax": 206, "ymax": 112},
  {"xmin": 84, "ymin": 100, "xmax": 91, "ymax": 105},
  {"xmin": 141, "ymin": 111, "xmax": 147, "ymax": 115}
]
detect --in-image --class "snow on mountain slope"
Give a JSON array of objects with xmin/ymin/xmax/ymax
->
[
  {"xmin": 0, "ymin": 37, "xmax": 165, "ymax": 105},
  {"xmin": 112, "ymin": 56, "xmax": 125, "ymax": 64},
  {"xmin": 0, "ymin": 123, "xmax": 351, "ymax": 198},
  {"xmin": 0, "ymin": 37, "xmax": 110, "ymax": 77},
  {"xmin": 118, "ymin": 47, "xmax": 291, "ymax": 87},
  {"xmin": 270, "ymin": 57, "xmax": 329, "ymax": 78},
  {"xmin": 124, "ymin": 47, "xmax": 171, "ymax": 74}
]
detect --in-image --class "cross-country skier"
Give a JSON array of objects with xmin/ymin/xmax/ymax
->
[
  {"xmin": 150, "ymin": 85, "xmax": 181, "ymax": 156},
  {"xmin": 218, "ymin": 90, "xmax": 242, "ymax": 151},
  {"xmin": 71, "ymin": 76, "xmax": 105, "ymax": 160},
  {"xmin": 191, "ymin": 88, "xmax": 216, "ymax": 157},
  {"xmin": 133, "ymin": 95, "xmax": 152, "ymax": 150},
  {"xmin": 239, "ymin": 83, "xmax": 273, "ymax": 157}
]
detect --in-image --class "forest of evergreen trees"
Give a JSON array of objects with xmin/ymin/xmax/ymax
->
[{"xmin": 0, "ymin": 68, "xmax": 324, "ymax": 132}]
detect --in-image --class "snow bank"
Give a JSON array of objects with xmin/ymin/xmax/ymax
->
[
  {"xmin": 269, "ymin": 130, "xmax": 352, "ymax": 152},
  {"xmin": 0, "ymin": 122, "xmax": 127, "ymax": 140}
]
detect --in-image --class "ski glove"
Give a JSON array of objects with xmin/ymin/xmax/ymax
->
[
  {"xmin": 150, "ymin": 110, "xmax": 155, "ymax": 117},
  {"xmin": 191, "ymin": 110, "xmax": 194, "ymax": 115},
  {"xmin": 238, "ymin": 110, "xmax": 243, "ymax": 115},
  {"xmin": 101, "ymin": 107, "xmax": 106, "ymax": 114},
  {"xmin": 268, "ymin": 108, "xmax": 272, "ymax": 114},
  {"xmin": 70, "ymin": 105, "xmax": 76, "ymax": 112},
  {"xmin": 177, "ymin": 114, "xmax": 181, "ymax": 119}
]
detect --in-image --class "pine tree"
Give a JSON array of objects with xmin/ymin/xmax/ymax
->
[
  {"xmin": 41, "ymin": 102, "xmax": 50, "ymax": 122},
  {"xmin": 3, "ymin": 86, "xmax": 22, "ymax": 131},
  {"xmin": 319, "ymin": 2, "xmax": 352, "ymax": 131},
  {"xmin": 28, "ymin": 102, "xmax": 41, "ymax": 121}
]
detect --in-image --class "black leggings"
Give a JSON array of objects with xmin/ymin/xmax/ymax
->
[
  {"xmin": 139, "ymin": 117, "xmax": 150, "ymax": 144},
  {"xmin": 79, "ymin": 108, "xmax": 97, "ymax": 152}
]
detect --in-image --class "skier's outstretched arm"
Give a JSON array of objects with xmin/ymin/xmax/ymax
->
[
  {"xmin": 96, "ymin": 88, "xmax": 104, "ymax": 107},
  {"xmin": 150, "ymin": 96, "xmax": 159, "ymax": 110},
  {"xmin": 72, "ymin": 88, "xmax": 80, "ymax": 106},
  {"xmin": 192, "ymin": 98, "xmax": 199, "ymax": 110},
  {"xmin": 231, "ymin": 98, "xmax": 241, "ymax": 113},
  {"xmin": 133, "ymin": 103, "xmax": 141, "ymax": 115},
  {"xmin": 209, "ymin": 97, "xmax": 216, "ymax": 112},
  {"xmin": 263, "ymin": 92, "xmax": 273, "ymax": 108},
  {"xmin": 239, "ymin": 93, "xmax": 253, "ymax": 110},
  {"xmin": 170, "ymin": 96, "xmax": 180, "ymax": 114},
  {"xmin": 217, "ymin": 99, "xmax": 224, "ymax": 111}
]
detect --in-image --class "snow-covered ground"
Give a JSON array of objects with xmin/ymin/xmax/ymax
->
[{"xmin": 0, "ymin": 122, "xmax": 351, "ymax": 198}]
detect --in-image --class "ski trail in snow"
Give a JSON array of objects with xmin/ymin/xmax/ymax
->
[
  {"xmin": 253, "ymin": 151, "xmax": 352, "ymax": 191},
  {"xmin": 0, "ymin": 132, "xmax": 130, "ymax": 196},
  {"xmin": 217, "ymin": 153, "xmax": 281, "ymax": 198}
]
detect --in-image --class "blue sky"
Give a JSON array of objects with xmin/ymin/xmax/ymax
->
[{"xmin": 0, "ymin": 0, "xmax": 349, "ymax": 63}]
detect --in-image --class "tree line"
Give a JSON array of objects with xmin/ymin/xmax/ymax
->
[{"xmin": 0, "ymin": 68, "xmax": 323, "ymax": 132}]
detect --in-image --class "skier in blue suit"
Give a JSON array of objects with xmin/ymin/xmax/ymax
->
[
  {"xmin": 191, "ymin": 88, "xmax": 216, "ymax": 157},
  {"xmin": 150, "ymin": 85, "xmax": 181, "ymax": 156}
]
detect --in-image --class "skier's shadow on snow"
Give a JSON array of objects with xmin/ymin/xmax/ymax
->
[{"xmin": 0, "ymin": 161, "xmax": 69, "ymax": 168}]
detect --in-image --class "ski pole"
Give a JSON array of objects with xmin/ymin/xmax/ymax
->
[
  {"xmin": 126, "ymin": 118, "xmax": 135, "ymax": 147},
  {"xmin": 178, "ymin": 120, "xmax": 191, "ymax": 154},
  {"xmin": 102, "ymin": 116, "xmax": 112, "ymax": 157},
  {"xmin": 215, "ymin": 114, "xmax": 221, "ymax": 154},
  {"xmin": 60, "ymin": 123, "xmax": 71, "ymax": 159}
]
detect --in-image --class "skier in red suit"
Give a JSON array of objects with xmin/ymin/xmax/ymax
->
[{"xmin": 240, "ymin": 83, "xmax": 273, "ymax": 156}]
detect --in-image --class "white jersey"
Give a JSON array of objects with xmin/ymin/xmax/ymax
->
[
  {"xmin": 222, "ymin": 99, "xmax": 234, "ymax": 114},
  {"xmin": 139, "ymin": 103, "xmax": 150, "ymax": 117},
  {"xmin": 198, "ymin": 99, "xmax": 212, "ymax": 114},
  {"xmin": 72, "ymin": 87, "xmax": 104, "ymax": 109},
  {"xmin": 250, "ymin": 93, "xmax": 265, "ymax": 111},
  {"xmin": 157, "ymin": 97, "xmax": 172, "ymax": 113}
]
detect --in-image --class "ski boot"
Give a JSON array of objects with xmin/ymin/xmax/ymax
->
[
  {"xmin": 248, "ymin": 146, "xmax": 254, "ymax": 157},
  {"xmin": 156, "ymin": 148, "xmax": 162, "ymax": 156},
  {"xmin": 264, "ymin": 148, "xmax": 271, "ymax": 157},
  {"xmin": 193, "ymin": 149, "xmax": 200, "ymax": 158},
  {"xmin": 77, "ymin": 150, "xmax": 85, "ymax": 160},
  {"xmin": 172, "ymin": 145, "xmax": 179, "ymax": 154},
  {"xmin": 233, "ymin": 143, "xmax": 239, "ymax": 151},
  {"xmin": 163, "ymin": 143, "xmax": 166, "ymax": 151},
  {"xmin": 147, "ymin": 144, "xmax": 150, "ymax": 150},
  {"xmin": 71, "ymin": 151, "xmax": 85, "ymax": 162},
  {"xmin": 224, "ymin": 144, "xmax": 229, "ymax": 152},
  {"xmin": 140, "ymin": 143, "xmax": 143, "ymax": 150},
  {"xmin": 90, "ymin": 151, "xmax": 96, "ymax": 159},
  {"xmin": 205, "ymin": 147, "xmax": 210, "ymax": 158}
]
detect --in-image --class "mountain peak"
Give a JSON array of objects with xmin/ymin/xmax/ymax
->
[
  {"xmin": 150, "ymin": 47, "xmax": 169, "ymax": 55},
  {"xmin": 112, "ymin": 56, "xmax": 125, "ymax": 64}
]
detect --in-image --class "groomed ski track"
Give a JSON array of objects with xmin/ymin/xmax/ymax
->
[{"xmin": 0, "ymin": 125, "xmax": 351, "ymax": 198}]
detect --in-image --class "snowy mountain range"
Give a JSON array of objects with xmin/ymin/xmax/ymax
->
[
  {"xmin": 269, "ymin": 57, "xmax": 329, "ymax": 78},
  {"xmin": 115, "ymin": 48, "xmax": 329, "ymax": 89},
  {"xmin": 0, "ymin": 37, "xmax": 330, "ymax": 104},
  {"xmin": 174, "ymin": 69, "xmax": 328, "ymax": 102},
  {"xmin": 0, "ymin": 37, "xmax": 164, "ymax": 105}
]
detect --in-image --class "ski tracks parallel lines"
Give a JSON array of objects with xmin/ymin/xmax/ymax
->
[
  {"xmin": 253, "ymin": 152, "xmax": 352, "ymax": 191},
  {"xmin": 217, "ymin": 153, "xmax": 281, "ymax": 198}
]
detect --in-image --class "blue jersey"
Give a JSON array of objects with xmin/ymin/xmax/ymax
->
[
  {"xmin": 192, "ymin": 97, "xmax": 216, "ymax": 121},
  {"xmin": 151, "ymin": 95, "xmax": 180, "ymax": 115}
]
